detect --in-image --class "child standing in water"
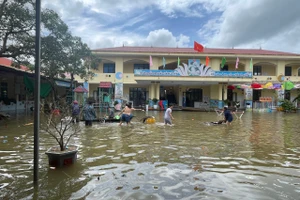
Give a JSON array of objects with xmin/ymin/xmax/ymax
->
[{"xmin": 164, "ymin": 104, "xmax": 174, "ymax": 125}]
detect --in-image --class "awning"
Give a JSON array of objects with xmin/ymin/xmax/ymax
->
[
  {"xmin": 73, "ymin": 85, "xmax": 88, "ymax": 93},
  {"xmin": 227, "ymin": 85, "xmax": 235, "ymax": 90},
  {"xmin": 99, "ymin": 82, "xmax": 112, "ymax": 88},
  {"xmin": 283, "ymin": 81, "xmax": 294, "ymax": 90},
  {"xmin": 251, "ymin": 82, "xmax": 262, "ymax": 89},
  {"xmin": 24, "ymin": 76, "xmax": 52, "ymax": 98},
  {"xmin": 55, "ymin": 80, "xmax": 71, "ymax": 87}
]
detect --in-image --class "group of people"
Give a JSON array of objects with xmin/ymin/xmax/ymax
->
[
  {"xmin": 72, "ymin": 99, "xmax": 232, "ymax": 127},
  {"xmin": 71, "ymin": 99, "xmax": 176, "ymax": 127},
  {"xmin": 72, "ymin": 100, "xmax": 97, "ymax": 126}
]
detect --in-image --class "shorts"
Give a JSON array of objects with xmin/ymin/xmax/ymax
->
[
  {"xmin": 226, "ymin": 117, "xmax": 233, "ymax": 122},
  {"xmin": 164, "ymin": 118, "xmax": 172, "ymax": 125},
  {"xmin": 121, "ymin": 114, "xmax": 132, "ymax": 123}
]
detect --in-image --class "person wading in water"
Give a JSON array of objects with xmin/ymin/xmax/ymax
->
[{"xmin": 119, "ymin": 102, "xmax": 143, "ymax": 126}]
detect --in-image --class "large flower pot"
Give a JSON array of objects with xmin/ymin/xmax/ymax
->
[
  {"xmin": 145, "ymin": 105, "xmax": 149, "ymax": 111},
  {"xmin": 153, "ymin": 105, "xmax": 158, "ymax": 109},
  {"xmin": 45, "ymin": 145, "xmax": 79, "ymax": 167}
]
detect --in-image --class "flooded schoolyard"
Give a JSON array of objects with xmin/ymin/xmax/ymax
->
[{"xmin": 0, "ymin": 110, "xmax": 300, "ymax": 199}]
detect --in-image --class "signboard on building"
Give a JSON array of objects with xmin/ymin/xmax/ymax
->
[{"xmin": 99, "ymin": 82, "xmax": 112, "ymax": 88}]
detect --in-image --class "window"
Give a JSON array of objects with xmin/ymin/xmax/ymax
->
[
  {"xmin": 134, "ymin": 64, "xmax": 149, "ymax": 70},
  {"xmin": 0, "ymin": 82, "xmax": 8, "ymax": 98},
  {"xmin": 220, "ymin": 64, "xmax": 228, "ymax": 71},
  {"xmin": 103, "ymin": 63, "xmax": 115, "ymax": 73},
  {"xmin": 285, "ymin": 66, "xmax": 292, "ymax": 76},
  {"xmin": 298, "ymin": 68, "xmax": 300, "ymax": 76},
  {"xmin": 253, "ymin": 66, "xmax": 262, "ymax": 75}
]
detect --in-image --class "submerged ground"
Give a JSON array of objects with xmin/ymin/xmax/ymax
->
[{"xmin": 0, "ymin": 110, "xmax": 300, "ymax": 199}]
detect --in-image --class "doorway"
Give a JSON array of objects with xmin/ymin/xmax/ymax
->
[
  {"xmin": 184, "ymin": 89, "xmax": 203, "ymax": 107},
  {"xmin": 129, "ymin": 87, "xmax": 147, "ymax": 107}
]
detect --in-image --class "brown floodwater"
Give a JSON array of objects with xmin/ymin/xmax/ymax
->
[{"xmin": 0, "ymin": 110, "xmax": 300, "ymax": 200}]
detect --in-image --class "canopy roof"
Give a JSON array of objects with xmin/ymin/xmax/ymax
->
[{"xmin": 73, "ymin": 85, "xmax": 88, "ymax": 93}]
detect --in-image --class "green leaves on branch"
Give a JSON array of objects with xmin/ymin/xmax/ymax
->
[{"xmin": 0, "ymin": 0, "xmax": 101, "ymax": 81}]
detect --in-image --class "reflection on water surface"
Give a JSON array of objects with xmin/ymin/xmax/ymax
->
[{"xmin": 0, "ymin": 111, "xmax": 300, "ymax": 199}]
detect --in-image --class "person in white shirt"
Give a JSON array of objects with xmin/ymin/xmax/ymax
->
[{"xmin": 164, "ymin": 104, "xmax": 174, "ymax": 125}]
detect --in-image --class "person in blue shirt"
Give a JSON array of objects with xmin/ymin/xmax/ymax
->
[
  {"xmin": 223, "ymin": 106, "xmax": 233, "ymax": 125},
  {"xmin": 83, "ymin": 101, "xmax": 97, "ymax": 126}
]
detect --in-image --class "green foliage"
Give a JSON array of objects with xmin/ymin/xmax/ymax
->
[
  {"xmin": 223, "ymin": 99, "xmax": 229, "ymax": 105},
  {"xmin": 152, "ymin": 98, "xmax": 159, "ymax": 104},
  {"xmin": 0, "ymin": 0, "xmax": 35, "ymax": 60},
  {"xmin": 279, "ymin": 99, "xmax": 296, "ymax": 112},
  {"xmin": 0, "ymin": 0, "xmax": 101, "ymax": 81}
]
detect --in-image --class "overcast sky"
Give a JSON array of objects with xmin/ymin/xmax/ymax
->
[{"xmin": 42, "ymin": 0, "xmax": 300, "ymax": 53}]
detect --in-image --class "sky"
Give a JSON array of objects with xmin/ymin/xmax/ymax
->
[{"xmin": 42, "ymin": 0, "xmax": 300, "ymax": 53}]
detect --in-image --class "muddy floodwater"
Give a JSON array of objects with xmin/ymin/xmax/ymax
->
[{"xmin": 0, "ymin": 110, "xmax": 300, "ymax": 200}]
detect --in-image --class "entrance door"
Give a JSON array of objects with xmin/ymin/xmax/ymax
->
[
  {"xmin": 185, "ymin": 89, "xmax": 203, "ymax": 107},
  {"xmin": 129, "ymin": 88, "xmax": 146, "ymax": 107}
]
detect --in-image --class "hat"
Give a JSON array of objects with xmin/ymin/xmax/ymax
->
[{"xmin": 73, "ymin": 100, "xmax": 78, "ymax": 104}]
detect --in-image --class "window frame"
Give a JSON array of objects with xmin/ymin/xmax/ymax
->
[
  {"xmin": 253, "ymin": 66, "xmax": 262, "ymax": 76},
  {"xmin": 285, "ymin": 66, "xmax": 292, "ymax": 76},
  {"xmin": 103, "ymin": 63, "xmax": 115, "ymax": 73},
  {"xmin": 133, "ymin": 64, "xmax": 150, "ymax": 70}
]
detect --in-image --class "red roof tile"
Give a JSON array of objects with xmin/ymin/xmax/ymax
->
[{"xmin": 93, "ymin": 46, "xmax": 300, "ymax": 56}]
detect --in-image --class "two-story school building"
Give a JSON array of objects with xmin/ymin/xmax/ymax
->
[{"xmin": 76, "ymin": 46, "xmax": 300, "ymax": 109}]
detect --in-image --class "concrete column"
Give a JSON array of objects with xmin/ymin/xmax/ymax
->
[
  {"xmin": 277, "ymin": 60, "xmax": 285, "ymax": 76},
  {"xmin": 210, "ymin": 58, "xmax": 221, "ymax": 71},
  {"xmin": 115, "ymin": 57, "xmax": 124, "ymax": 74},
  {"xmin": 114, "ymin": 57, "xmax": 124, "ymax": 100},
  {"xmin": 152, "ymin": 56, "xmax": 160, "ymax": 70},
  {"xmin": 155, "ymin": 82, "xmax": 160, "ymax": 99},
  {"xmin": 149, "ymin": 83, "xmax": 155, "ymax": 99}
]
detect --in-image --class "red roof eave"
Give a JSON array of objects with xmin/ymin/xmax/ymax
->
[{"xmin": 92, "ymin": 46, "xmax": 300, "ymax": 57}]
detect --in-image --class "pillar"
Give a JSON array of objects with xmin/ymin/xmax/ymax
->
[
  {"xmin": 149, "ymin": 83, "xmax": 155, "ymax": 99},
  {"xmin": 210, "ymin": 58, "xmax": 221, "ymax": 71},
  {"xmin": 155, "ymin": 82, "xmax": 160, "ymax": 99},
  {"xmin": 114, "ymin": 57, "xmax": 124, "ymax": 100},
  {"xmin": 277, "ymin": 60, "xmax": 285, "ymax": 76},
  {"xmin": 210, "ymin": 84, "xmax": 227, "ymax": 108}
]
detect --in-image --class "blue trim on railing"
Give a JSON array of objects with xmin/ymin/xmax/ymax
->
[{"xmin": 134, "ymin": 69, "xmax": 252, "ymax": 78}]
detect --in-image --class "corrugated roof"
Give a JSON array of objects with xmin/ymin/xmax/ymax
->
[{"xmin": 93, "ymin": 46, "xmax": 300, "ymax": 56}]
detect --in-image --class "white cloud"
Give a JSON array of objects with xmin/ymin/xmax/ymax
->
[
  {"xmin": 41, "ymin": 0, "xmax": 300, "ymax": 53},
  {"xmin": 140, "ymin": 29, "xmax": 190, "ymax": 47},
  {"xmin": 200, "ymin": 0, "xmax": 300, "ymax": 52}
]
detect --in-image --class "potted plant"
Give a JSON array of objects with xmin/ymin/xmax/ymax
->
[
  {"xmin": 223, "ymin": 99, "xmax": 230, "ymax": 107},
  {"xmin": 152, "ymin": 98, "xmax": 159, "ymax": 109},
  {"xmin": 145, "ymin": 99, "xmax": 149, "ymax": 111},
  {"xmin": 43, "ymin": 100, "xmax": 81, "ymax": 167},
  {"xmin": 279, "ymin": 99, "xmax": 296, "ymax": 112}
]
